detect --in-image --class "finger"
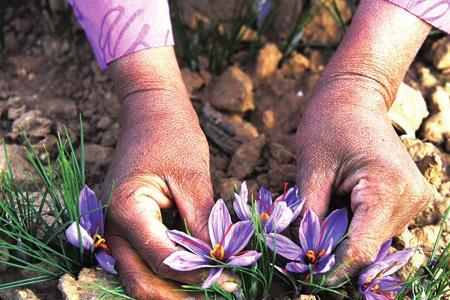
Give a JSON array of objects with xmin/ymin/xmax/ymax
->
[
  {"xmin": 326, "ymin": 179, "xmax": 395, "ymax": 286},
  {"xmin": 169, "ymin": 168, "xmax": 214, "ymax": 242},
  {"xmin": 296, "ymin": 161, "xmax": 336, "ymax": 221},
  {"xmin": 108, "ymin": 235, "xmax": 195, "ymax": 300}
]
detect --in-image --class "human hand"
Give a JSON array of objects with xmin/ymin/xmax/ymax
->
[
  {"xmin": 101, "ymin": 48, "xmax": 239, "ymax": 299},
  {"xmin": 295, "ymin": 0, "xmax": 433, "ymax": 284}
]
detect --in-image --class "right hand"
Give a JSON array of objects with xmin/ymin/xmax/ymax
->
[{"xmin": 101, "ymin": 48, "xmax": 239, "ymax": 299}]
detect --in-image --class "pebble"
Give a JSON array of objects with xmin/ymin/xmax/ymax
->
[
  {"xmin": 255, "ymin": 43, "xmax": 282, "ymax": 79},
  {"xmin": 228, "ymin": 136, "xmax": 266, "ymax": 179}
]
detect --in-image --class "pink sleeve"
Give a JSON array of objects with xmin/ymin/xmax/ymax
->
[
  {"xmin": 384, "ymin": 0, "xmax": 450, "ymax": 34},
  {"xmin": 68, "ymin": 0, "xmax": 174, "ymax": 70}
]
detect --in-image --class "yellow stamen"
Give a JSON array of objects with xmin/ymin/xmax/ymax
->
[
  {"xmin": 259, "ymin": 213, "xmax": 270, "ymax": 223},
  {"xmin": 306, "ymin": 250, "xmax": 317, "ymax": 263},
  {"xmin": 210, "ymin": 244, "xmax": 225, "ymax": 260}
]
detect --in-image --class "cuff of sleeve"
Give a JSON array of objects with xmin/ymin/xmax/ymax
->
[
  {"xmin": 69, "ymin": 0, "xmax": 175, "ymax": 70},
  {"xmin": 384, "ymin": 0, "xmax": 450, "ymax": 34}
]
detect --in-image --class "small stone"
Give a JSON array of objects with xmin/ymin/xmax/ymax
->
[
  {"xmin": 228, "ymin": 136, "xmax": 266, "ymax": 179},
  {"xmin": 418, "ymin": 66, "xmax": 438, "ymax": 88},
  {"xmin": 7, "ymin": 105, "xmax": 26, "ymax": 120},
  {"xmin": 411, "ymin": 225, "xmax": 440, "ymax": 248},
  {"xmin": 281, "ymin": 52, "xmax": 310, "ymax": 76},
  {"xmin": 215, "ymin": 177, "xmax": 240, "ymax": 201},
  {"xmin": 430, "ymin": 86, "xmax": 450, "ymax": 113},
  {"xmin": 12, "ymin": 289, "xmax": 40, "ymax": 300},
  {"xmin": 83, "ymin": 144, "xmax": 114, "ymax": 167},
  {"xmin": 201, "ymin": 104, "xmax": 258, "ymax": 139},
  {"xmin": 58, "ymin": 268, "xmax": 118, "ymax": 300},
  {"xmin": 0, "ymin": 144, "xmax": 36, "ymax": 184},
  {"xmin": 10, "ymin": 110, "xmax": 52, "ymax": 141},
  {"xmin": 423, "ymin": 112, "xmax": 450, "ymax": 145},
  {"xmin": 401, "ymin": 137, "xmax": 443, "ymax": 186},
  {"xmin": 388, "ymin": 83, "xmax": 429, "ymax": 138},
  {"xmin": 298, "ymin": 295, "xmax": 317, "ymax": 300},
  {"xmin": 181, "ymin": 68, "xmax": 205, "ymax": 94},
  {"xmin": 430, "ymin": 37, "xmax": 450, "ymax": 70},
  {"xmin": 269, "ymin": 143, "xmax": 296, "ymax": 164},
  {"xmin": 267, "ymin": 161, "xmax": 297, "ymax": 188},
  {"xmin": 96, "ymin": 116, "xmax": 113, "ymax": 130},
  {"xmin": 394, "ymin": 228, "xmax": 414, "ymax": 249},
  {"xmin": 255, "ymin": 43, "xmax": 282, "ymax": 79},
  {"xmin": 209, "ymin": 66, "xmax": 254, "ymax": 113},
  {"xmin": 262, "ymin": 110, "xmax": 275, "ymax": 129},
  {"xmin": 44, "ymin": 98, "xmax": 77, "ymax": 117}
]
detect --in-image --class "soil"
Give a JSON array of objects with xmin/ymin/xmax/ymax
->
[{"xmin": 0, "ymin": 1, "xmax": 449, "ymax": 299}]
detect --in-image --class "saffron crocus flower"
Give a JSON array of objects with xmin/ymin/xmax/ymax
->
[
  {"xmin": 256, "ymin": 0, "xmax": 273, "ymax": 27},
  {"xmin": 358, "ymin": 240, "xmax": 413, "ymax": 300},
  {"xmin": 233, "ymin": 182, "xmax": 305, "ymax": 233},
  {"xmin": 164, "ymin": 199, "xmax": 261, "ymax": 288},
  {"xmin": 65, "ymin": 186, "xmax": 117, "ymax": 274},
  {"xmin": 266, "ymin": 208, "xmax": 348, "ymax": 278}
]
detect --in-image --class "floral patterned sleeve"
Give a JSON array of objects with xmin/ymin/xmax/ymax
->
[
  {"xmin": 68, "ymin": 0, "xmax": 174, "ymax": 70},
  {"xmin": 385, "ymin": 0, "xmax": 450, "ymax": 33}
]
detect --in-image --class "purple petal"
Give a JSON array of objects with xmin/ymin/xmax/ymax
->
[
  {"xmin": 257, "ymin": 187, "xmax": 272, "ymax": 214},
  {"xmin": 95, "ymin": 250, "xmax": 117, "ymax": 274},
  {"xmin": 265, "ymin": 233, "xmax": 303, "ymax": 261},
  {"xmin": 226, "ymin": 251, "xmax": 261, "ymax": 267},
  {"xmin": 163, "ymin": 251, "xmax": 212, "ymax": 271},
  {"xmin": 79, "ymin": 185, "xmax": 104, "ymax": 236},
  {"xmin": 379, "ymin": 248, "xmax": 414, "ymax": 276},
  {"xmin": 375, "ymin": 239, "xmax": 392, "ymax": 262},
  {"xmin": 298, "ymin": 209, "xmax": 320, "ymax": 251},
  {"xmin": 376, "ymin": 276, "xmax": 403, "ymax": 293},
  {"xmin": 233, "ymin": 182, "xmax": 251, "ymax": 221},
  {"xmin": 264, "ymin": 202, "xmax": 293, "ymax": 233},
  {"xmin": 314, "ymin": 254, "xmax": 335, "ymax": 274},
  {"xmin": 283, "ymin": 187, "xmax": 305, "ymax": 220},
  {"xmin": 321, "ymin": 208, "xmax": 348, "ymax": 250},
  {"xmin": 209, "ymin": 199, "xmax": 232, "ymax": 246},
  {"xmin": 363, "ymin": 293, "xmax": 389, "ymax": 300},
  {"xmin": 202, "ymin": 268, "xmax": 223, "ymax": 289},
  {"xmin": 167, "ymin": 230, "xmax": 211, "ymax": 256},
  {"xmin": 65, "ymin": 222, "xmax": 94, "ymax": 250},
  {"xmin": 257, "ymin": 0, "xmax": 273, "ymax": 27},
  {"xmin": 223, "ymin": 221, "xmax": 254, "ymax": 257},
  {"xmin": 286, "ymin": 261, "xmax": 309, "ymax": 273}
]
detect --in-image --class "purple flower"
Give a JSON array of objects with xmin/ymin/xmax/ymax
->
[
  {"xmin": 65, "ymin": 186, "xmax": 117, "ymax": 274},
  {"xmin": 257, "ymin": 0, "xmax": 273, "ymax": 27},
  {"xmin": 164, "ymin": 199, "xmax": 261, "ymax": 288},
  {"xmin": 266, "ymin": 208, "xmax": 348, "ymax": 278},
  {"xmin": 358, "ymin": 240, "xmax": 413, "ymax": 300},
  {"xmin": 233, "ymin": 182, "xmax": 305, "ymax": 233}
]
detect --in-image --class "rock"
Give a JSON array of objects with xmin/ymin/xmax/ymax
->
[
  {"xmin": 418, "ymin": 66, "xmax": 438, "ymax": 88},
  {"xmin": 100, "ymin": 123, "xmax": 120, "ymax": 147},
  {"xmin": 388, "ymin": 83, "xmax": 429, "ymax": 138},
  {"xmin": 181, "ymin": 68, "xmax": 205, "ymax": 94},
  {"xmin": 267, "ymin": 161, "xmax": 297, "ymax": 188},
  {"xmin": 209, "ymin": 66, "xmax": 254, "ymax": 113},
  {"xmin": 10, "ymin": 110, "xmax": 52, "ymax": 141},
  {"xmin": 422, "ymin": 87, "xmax": 450, "ymax": 144},
  {"xmin": 0, "ymin": 144, "xmax": 36, "ymax": 184},
  {"xmin": 215, "ymin": 177, "xmax": 240, "ymax": 201},
  {"xmin": 411, "ymin": 225, "xmax": 440, "ymax": 249},
  {"xmin": 12, "ymin": 289, "xmax": 40, "ymax": 300},
  {"xmin": 228, "ymin": 136, "xmax": 266, "ymax": 179},
  {"xmin": 262, "ymin": 110, "xmax": 276, "ymax": 129},
  {"xmin": 58, "ymin": 268, "xmax": 118, "ymax": 300},
  {"xmin": 43, "ymin": 98, "xmax": 77, "ymax": 117},
  {"xmin": 96, "ymin": 116, "xmax": 113, "ymax": 130},
  {"xmin": 430, "ymin": 37, "xmax": 450, "ymax": 70},
  {"xmin": 394, "ymin": 228, "xmax": 414, "ymax": 249},
  {"xmin": 201, "ymin": 104, "xmax": 259, "ymax": 140},
  {"xmin": 7, "ymin": 105, "xmax": 26, "ymax": 120},
  {"xmin": 302, "ymin": 0, "xmax": 352, "ymax": 45},
  {"xmin": 255, "ymin": 43, "xmax": 282, "ymax": 79},
  {"xmin": 401, "ymin": 137, "xmax": 443, "ymax": 186},
  {"xmin": 32, "ymin": 135, "xmax": 58, "ymax": 158},
  {"xmin": 281, "ymin": 52, "xmax": 310, "ymax": 76},
  {"xmin": 269, "ymin": 143, "xmax": 296, "ymax": 164},
  {"xmin": 83, "ymin": 144, "xmax": 114, "ymax": 167}
]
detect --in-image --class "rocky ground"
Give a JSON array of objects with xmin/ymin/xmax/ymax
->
[{"xmin": 0, "ymin": 1, "xmax": 449, "ymax": 299}]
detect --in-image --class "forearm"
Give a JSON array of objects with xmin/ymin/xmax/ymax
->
[{"xmin": 316, "ymin": 0, "xmax": 431, "ymax": 109}]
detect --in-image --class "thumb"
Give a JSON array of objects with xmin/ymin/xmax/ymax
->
[
  {"xmin": 169, "ymin": 168, "xmax": 214, "ymax": 243},
  {"xmin": 326, "ymin": 179, "xmax": 394, "ymax": 286}
]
